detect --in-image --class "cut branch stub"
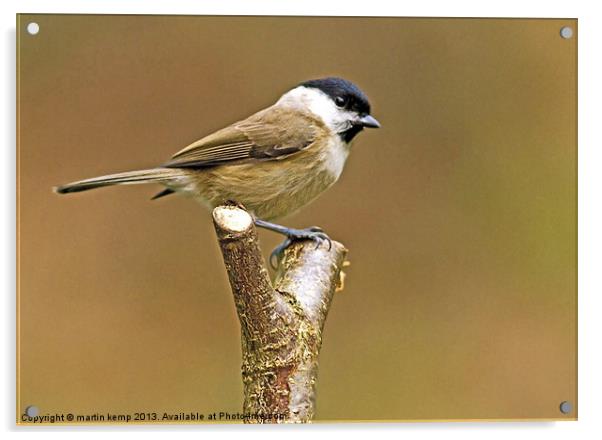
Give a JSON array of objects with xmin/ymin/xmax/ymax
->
[{"xmin": 212, "ymin": 205, "xmax": 348, "ymax": 423}]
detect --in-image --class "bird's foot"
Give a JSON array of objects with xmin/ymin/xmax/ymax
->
[
  {"xmin": 268, "ymin": 226, "xmax": 332, "ymax": 269},
  {"xmin": 253, "ymin": 219, "xmax": 332, "ymax": 269}
]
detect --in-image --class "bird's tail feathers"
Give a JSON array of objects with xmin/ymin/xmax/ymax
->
[{"xmin": 54, "ymin": 168, "xmax": 179, "ymax": 195}]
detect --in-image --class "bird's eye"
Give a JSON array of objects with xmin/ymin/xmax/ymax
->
[{"xmin": 335, "ymin": 96, "xmax": 347, "ymax": 108}]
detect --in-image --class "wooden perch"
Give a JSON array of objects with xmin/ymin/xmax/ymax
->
[{"xmin": 212, "ymin": 205, "xmax": 348, "ymax": 423}]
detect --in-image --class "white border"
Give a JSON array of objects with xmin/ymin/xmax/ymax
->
[{"xmin": 3, "ymin": 1, "xmax": 600, "ymax": 439}]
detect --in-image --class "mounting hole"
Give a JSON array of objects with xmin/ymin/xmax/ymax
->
[
  {"xmin": 25, "ymin": 405, "xmax": 39, "ymax": 417},
  {"xmin": 559, "ymin": 26, "xmax": 573, "ymax": 39},
  {"xmin": 559, "ymin": 401, "xmax": 573, "ymax": 414},
  {"xmin": 26, "ymin": 22, "xmax": 40, "ymax": 35}
]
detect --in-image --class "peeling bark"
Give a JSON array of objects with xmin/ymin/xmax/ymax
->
[{"xmin": 212, "ymin": 205, "xmax": 348, "ymax": 423}]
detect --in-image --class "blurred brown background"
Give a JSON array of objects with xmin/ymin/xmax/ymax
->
[{"xmin": 17, "ymin": 15, "xmax": 576, "ymax": 422}]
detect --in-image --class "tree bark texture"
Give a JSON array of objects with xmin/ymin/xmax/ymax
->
[{"xmin": 212, "ymin": 205, "xmax": 348, "ymax": 423}]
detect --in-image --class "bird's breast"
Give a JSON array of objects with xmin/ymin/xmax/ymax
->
[{"xmin": 320, "ymin": 137, "xmax": 351, "ymax": 181}]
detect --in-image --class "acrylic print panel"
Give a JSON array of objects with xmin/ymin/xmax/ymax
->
[{"xmin": 17, "ymin": 15, "xmax": 577, "ymax": 423}]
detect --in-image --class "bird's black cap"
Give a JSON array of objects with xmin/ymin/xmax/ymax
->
[{"xmin": 300, "ymin": 77, "xmax": 372, "ymax": 115}]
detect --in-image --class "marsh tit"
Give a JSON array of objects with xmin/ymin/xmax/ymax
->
[{"xmin": 55, "ymin": 77, "xmax": 380, "ymax": 264}]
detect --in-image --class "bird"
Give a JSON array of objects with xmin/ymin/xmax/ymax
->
[{"xmin": 55, "ymin": 77, "xmax": 380, "ymax": 266}]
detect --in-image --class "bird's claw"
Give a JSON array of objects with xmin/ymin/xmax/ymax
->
[
  {"xmin": 270, "ymin": 238, "xmax": 292, "ymax": 270},
  {"xmin": 269, "ymin": 226, "xmax": 332, "ymax": 270}
]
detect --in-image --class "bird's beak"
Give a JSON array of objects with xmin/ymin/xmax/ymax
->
[{"xmin": 358, "ymin": 114, "xmax": 381, "ymax": 128}]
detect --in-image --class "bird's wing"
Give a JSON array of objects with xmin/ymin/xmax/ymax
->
[{"xmin": 163, "ymin": 107, "xmax": 325, "ymax": 169}]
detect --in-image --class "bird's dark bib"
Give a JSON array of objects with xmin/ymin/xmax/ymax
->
[{"xmin": 340, "ymin": 125, "xmax": 364, "ymax": 143}]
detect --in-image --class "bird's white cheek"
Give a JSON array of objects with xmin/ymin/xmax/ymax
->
[
  {"xmin": 309, "ymin": 101, "xmax": 355, "ymax": 134},
  {"xmin": 278, "ymin": 86, "xmax": 355, "ymax": 134}
]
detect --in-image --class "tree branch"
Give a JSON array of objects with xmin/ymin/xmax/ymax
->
[{"xmin": 212, "ymin": 205, "xmax": 348, "ymax": 423}]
